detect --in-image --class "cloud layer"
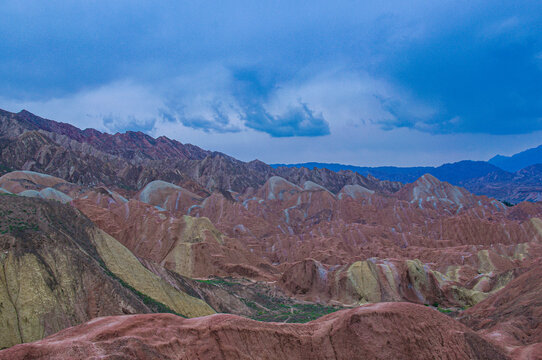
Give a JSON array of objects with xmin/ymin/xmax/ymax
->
[{"xmin": 0, "ymin": 0, "xmax": 541, "ymax": 164}]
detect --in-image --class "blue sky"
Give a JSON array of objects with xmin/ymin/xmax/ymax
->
[{"xmin": 1, "ymin": 1, "xmax": 542, "ymax": 166}]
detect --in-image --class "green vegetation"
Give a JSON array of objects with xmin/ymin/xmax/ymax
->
[
  {"xmin": 502, "ymin": 200, "xmax": 515, "ymax": 207},
  {"xmin": 427, "ymin": 302, "xmax": 455, "ymax": 314},
  {"xmin": 242, "ymin": 290, "xmax": 341, "ymax": 323},
  {"xmin": 249, "ymin": 302, "xmax": 341, "ymax": 323},
  {"xmin": 0, "ymin": 163, "xmax": 12, "ymax": 175},
  {"xmin": 0, "ymin": 206, "xmax": 40, "ymax": 234},
  {"xmin": 240, "ymin": 298, "xmax": 259, "ymax": 310},
  {"xmin": 195, "ymin": 278, "xmax": 236, "ymax": 286},
  {"xmin": 194, "ymin": 276, "xmax": 344, "ymax": 323}
]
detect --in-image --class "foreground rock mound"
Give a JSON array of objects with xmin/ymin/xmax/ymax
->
[{"xmin": 0, "ymin": 303, "xmax": 508, "ymax": 360}]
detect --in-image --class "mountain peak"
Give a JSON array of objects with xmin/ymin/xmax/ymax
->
[{"xmin": 397, "ymin": 173, "xmax": 480, "ymax": 209}]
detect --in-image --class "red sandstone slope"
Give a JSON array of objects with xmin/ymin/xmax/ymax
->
[
  {"xmin": 4, "ymin": 169, "xmax": 542, "ymax": 308},
  {"xmin": 460, "ymin": 261, "xmax": 542, "ymax": 359},
  {"xmin": 72, "ymin": 197, "xmax": 272, "ymax": 279},
  {"xmin": 0, "ymin": 303, "xmax": 508, "ymax": 360}
]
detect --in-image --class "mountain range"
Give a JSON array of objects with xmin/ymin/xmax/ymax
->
[
  {"xmin": 1, "ymin": 107, "xmax": 542, "ymax": 359},
  {"xmin": 0, "ymin": 109, "xmax": 400, "ymax": 195},
  {"xmin": 489, "ymin": 145, "xmax": 542, "ymax": 172},
  {"xmin": 272, "ymin": 150, "xmax": 542, "ymax": 203}
]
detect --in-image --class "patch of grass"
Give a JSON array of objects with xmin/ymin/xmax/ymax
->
[
  {"xmin": 195, "ymin": 278, "xmax": 236, "ymax": 286},
  {"xmin": 0, "ymin": 163, "xmax": 12, "ymax": 175},
  {"xmin": 429, "ymin": 302, "xmax": 454, "ymax": 314},
  {"xmin": 195, "ymin": 276, "xmax": 344, "ymax": 323},
  {"xmin": 249, "ymin": 300, "xmax": 341, "ymax": 323},
  {"xmin": 0, "ymin": 205, "xmax": 40, "ymax": 234},
  {"xmin": 241, "ymin": 298, "xmax": 259, "ymax": 310}
]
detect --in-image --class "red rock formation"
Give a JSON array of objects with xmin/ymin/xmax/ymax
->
[
  {"xmin": 72, "ymin": 198, "xmax": 273, "ymax": 280},
  {"xmin": 0, "ymin": 303, "xmax": 508, "ymax": 360},
  {"xmin": 0, "ymin": 170, "xmax": 68, "ymax": 193},
  {"xmin": 136, "ymin": 179, "xmax": 202, "ymax": 214},
  {"xmin": 460, "ymin": 261, "xmax": 542, "ymax": 358},
  {"xmin": 3, "ymin": 169, "xmax": 541, "ymax": 309}
]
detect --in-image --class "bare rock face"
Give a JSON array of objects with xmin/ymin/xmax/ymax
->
[
  {"xmin": 273, "ymin": 165, "xmax": 402, "ymax": 194},
  {"xmin": 0, "ymin": 195, "xmax": 214, "ymax": 349},
  {"xmin": 72, "ymin": 197, "xmax": 270, "ymax": 280},
  {"xmin": 397, "ymin": 173, "xmax": 494, "ymax": 210},
  {"xmin": 461, "ymin": 164, "xmax": 542, "ymax": 203},
  {"xmin": 0, "ymin": 170, "xmax": 68, "ymax": 193},
  {"xmin": 460, "ymin": 261, "xmax": 542, "ymax": 358},
  {"xmin": 137, "ymin": 179, "xmax": 202, "ymax": 214},
  {"xmin": 3, "ymin": 169, "xmax": 541, "ymax": 312},
  {"xmin": 0, "ymin": 303, "xmax": 508, "ymax": 360},
  {"xmin": 0, "ymin": 195, "xmax": 149, "ymax": 349},
  {"xmin": 278, "ymin": 254, "xmax": 522, "ymax": 308},
  {"xmin": 90, "ymin": 227, "xmax": 215, "ymax": 318},
  {"xmin": 187, "ymin": 175, "xmax": 541, "ymax": 309},
  {"xmin": 20, "ymin": 170, "xmax": 533, "ymax": 311}
]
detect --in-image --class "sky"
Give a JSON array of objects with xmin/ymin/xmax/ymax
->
[{"xmin": 1, "ymin": 1, "xmax": 542, "ymax": 166}]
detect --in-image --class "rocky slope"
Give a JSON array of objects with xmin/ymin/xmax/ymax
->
[
  {"xmin": 15, "ymin": 109, "xmax": 211, "ymax": 162},
  {"xmin": 0, "ymin": 194, "xmax": 214, "ymax": 349},
  {"xmin": 0, "ymin": 303, "xmax": 508, "ymax": 360},
  {"xmin": 4, "ymin": 169, "xmax": 541, "ymax": 313},
  {"xmin": 460, "ymin": 261, "xmax": 542, "ymax": 359},
  {"xmin": 462, "ymin": 164, "xmax": 542, "ymax": 203}
]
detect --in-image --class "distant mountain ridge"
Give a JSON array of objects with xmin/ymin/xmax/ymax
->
[
  {"xmin": 272, "ymin": 160, "xmax": 508, "ymax": 184},
  {"xmin": 272, "ymin": 156, "xmax": 542, "ymax": 203},
  {"xmin": 2, "ymin": 107, "xmax": 541, "ymax": 203},
  {"xmin": 489, "ymin": 144, "xmax": 542, "ymax": 172}
]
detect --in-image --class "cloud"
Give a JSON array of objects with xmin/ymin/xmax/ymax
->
[
  {"xmin": 1, "ymin": 0, "xmax": 542, "ymax": 165},
  {"xmin": 260, "ymin": 68, "xmax": 440, "ymax": 135},
  {"xmin": 0, "ymin": 81, "xmax": 163, "ymax": 133},
  {"xmin": 160, "ymin": 102, "xmax": 242, "ymax": 134},
  {"xmin": 0, "ymin": 66, "xmax": 331, "ymax": 138},
  {"xmin": 156, "ymin": 66, "xmax": 330, "ymax": 137},
  {"xmin": 243, "ymin": 102, "xmax": 329, "ymax": 137},
  {"xmin": 381, "ymin": 5, "xmax": 542, "ymax": 135}
]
